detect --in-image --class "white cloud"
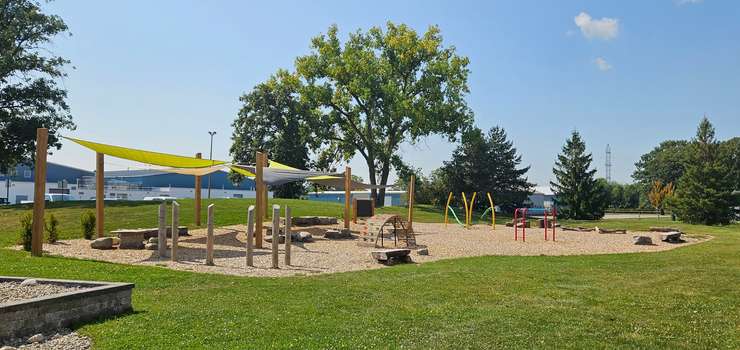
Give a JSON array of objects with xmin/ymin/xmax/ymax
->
[
  {"xmin": 574, "ymin": 12, "xmax": 619, "ymax": 40},
  {"xmin": 594, "ymin": 57, "xmax": 612, "ymax": 71}
]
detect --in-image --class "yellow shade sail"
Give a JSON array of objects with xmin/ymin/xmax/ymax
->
[{"xmin": 65, "ymin": 137, "xmax": 226, "ymax": 168}]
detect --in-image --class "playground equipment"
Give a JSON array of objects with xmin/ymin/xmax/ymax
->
[
  {"xmin": 479, "ymin": 192, "xmax": 496, "ymax": 229},
  {"xmin": 543, "ymin": 207, "xmax": 557, "ymax": 241},
  {"xmin": 513, "ymin": 207, "xmax": 528, "ymax": 241},
  {"xmin": 445, "ymin": 192, "xmax": 496, "ymax": 229},
  {"xmin": 359, "ymin": 214, "xmax": 416, "ymax": 248}
]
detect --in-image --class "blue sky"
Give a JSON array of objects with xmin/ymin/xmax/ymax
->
[{"xmin": 44, "ymin": 0, "xmax": 739, "ymax": 187}]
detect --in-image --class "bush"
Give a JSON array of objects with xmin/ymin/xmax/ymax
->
[
  {"xmin": 46, "ymin": 214, "xmax": 60, "ymax": 243},
  {"xmin": 19, "ymin": 213, "xmax": 33, "ymax": 251},
  {"xmin": 81, "ymin": 211, "xmax": 96, "ymax": 240}
]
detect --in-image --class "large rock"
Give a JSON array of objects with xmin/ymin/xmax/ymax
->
[
  {"xmin": 264, "ymin": 235, "xmax": 286, "ymax": 244},
  {"xmin": 324, "ymin": 229, "xmax": 351, "ymax": 239},
  {"xmin": 20, "ymin": 279, "xmax": 38, "ymax": 287},
  {"xmin": 27, "ymin": 333, "xmax": 44, "ymax": 343},
  {"xmin": 633, "ymin": 236, "xmax": 653, "ymax": 245},
  {"xmin": 293, "ymin": 216, "xmax": 338, "ymax": 226},
  {"xmin": 296, "ymin": 231, "xmax": 313, "ymax": 242},
  {"xmin": 90, "ymin": 237, "xmax": 114, "ymax": 250},
  {"xmin": 148, "ymin": 237, "xmax": 159, "ymax": 244},
  {"xmin": 145, "ymin": 243, "xmax": 158, "ymax": 250},
  {"xmin": 660, "ymin": 231, "xmax": 682, "ymax": 243},
  {"xmin": 416, "ymin": 248, "xmax": 429, "ymax": 256}
]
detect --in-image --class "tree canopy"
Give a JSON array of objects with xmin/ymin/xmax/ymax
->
[
  {"xmin": 550, "ymin": 131, "xmax": 608, "ymax": 219},
  {"xmin": 295, "ymin": 22, "xmax": 473, "ymax": 205},
  {"xmin": 439, "ymin": 126, "xmax": 533, "ymax": 212},
  {"xmin": 632, "ymin": 140, "xmax": 690, "ymax": 192},
  {"xmin": 0, "ymin": 0, "xmax": 75, "ymax": 173}
]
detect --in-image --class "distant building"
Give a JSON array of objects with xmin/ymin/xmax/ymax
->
[
  {"xmin": 1, "ymin": 162, "xmax": 257, "ymax": 204},
  {"xmin": 527, "ymin": 186, "xmax": 556, "ymax": 208},
  {"xmin": 304, "ymin": 190, "xmax": 406, "ymax": 207}
]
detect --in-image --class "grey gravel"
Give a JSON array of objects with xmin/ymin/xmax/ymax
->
[
  {"xmin": 0, "ymin": 281, "xmax": 86, "ymax": 304},
  {"xmin": 1, "ymin": 329, "xmax": 91, "ymax": 350}
]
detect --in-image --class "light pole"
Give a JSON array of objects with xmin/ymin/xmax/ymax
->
[{"xmin": 207, "ymin": 131, "xmax": 216, "ymax": 199}]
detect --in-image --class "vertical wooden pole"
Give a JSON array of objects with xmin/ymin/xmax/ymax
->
[
  {"xmin": 31, "ymin": 128, "xmax": 48, "ymax": 257},
  {"xmin": 344, "ymin": 166, "xmax": 351, "ymax": 230},
  {"xmin": 206, "ymin": 204, "xmax": 214, "ymax": 265},
  {"xmin": 158, "ymin": 202, "xmax": 167, "ymax": 257},
  {"xmin": 407, "ymin": 175, "xmax": 415, "ymax": 232},
  {"xmin": 255, "ymin": 152, "xmax": 264, "ymax": 249},
  {"xmin": 96, "ymin": 152, "xmax": 104, "ymax": 238},
  {"xmin": 194, "ymin": 152, "xmax": 202, "ymax": 226},
  {"xmin": 171, "ymin": 201, "xmax": 180, "ymax": 261},
  {"xmin": 263, "ymin": 156, "xmax": 269, "ymax": 220},
  {"xmin": 271, "ymin": 205, "xmax": 279, "ymax": 269},
  {"xmin": 246, "ymin": 205, "xmax": 255, "ymax": 267},
  {"xmin": 285, "ymin": 206, "xmax": 291, "ymax": 266}
]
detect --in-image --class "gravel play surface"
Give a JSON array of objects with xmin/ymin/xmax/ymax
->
[
  {"xmin": 0, "ymin": 329, "xmax": 91, "ymax": 349},
  {"xmin": 0, "ymin": 281, "xmax": 85, "ymax": 304},
  {"xmin": 37, "ymin": 221, "xmax": 706, "ymax": 278}
]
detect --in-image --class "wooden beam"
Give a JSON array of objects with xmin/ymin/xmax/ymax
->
[
  {"xmin": 407, "ymin": 175, "xmax": 415, "ymax": 232},
  {"xmin": 171, "ymin": 201, "xmax": 180, "ymax": 261},
  {"xmin": 271, "ymin": 205, "xmax": 279, "ymax": 269},
  {"xmin": 255, "ymin": 151, "xmax": 264, "ymax": 248},
  {"xmin": 285, "ymin": 206, "xmax": 291, "ymax": 266},
  {"xmin": 194, "ymin": 152, "xmax": 202, "ymax": 226},
  {"xmin": 344, "ymin": 166, "xmax": 351, "ymax": 230},
  {"xmin": 263, "ymin": 156, "xmax": 269, "ymax": 220},
  {"xmin": 96, "ymin": 152, "xmax": 104, "ymax": 238},
  {"xmin": 246, "ymin": 205, "xmax": 254, "ymax": 267},
  {"xmin": 157, "ymin": 202, "xmax": 166, "ymax": 257},
  {"xmin": 206, "ymin": 204, "xmax": 214, "ymax": 266},
  {"xmin": 31, "ymin": 128, "xmax": 48, "ymax": 257}
]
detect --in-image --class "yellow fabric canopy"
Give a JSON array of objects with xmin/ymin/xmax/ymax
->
[{"xmin": 65, "ymin": 137, "xmax": 226, "ymax": 168}]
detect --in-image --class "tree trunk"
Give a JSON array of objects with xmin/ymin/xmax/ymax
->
[
  {"xmin": 367, "ymin": 158, "xmax": 378, "ymax": 207},
  {"xmin": 376, "ymin": 161, "xmax": 391, "ymax": 207}
]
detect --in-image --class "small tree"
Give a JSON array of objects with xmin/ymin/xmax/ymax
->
[
  {"xmin": 19, "ymin": 213, "xmax": 33, "ymax": 251},
  {"xmin": 550, "ymin": 131, "xmax": 609, "ymax": 220},
  {"xmin": 45, "ymin": 213, "xmax": 59, "ymax": 243},
  {"xmin": 81, "ymin": 211, "xmax": 95, "ymax": 240},
  {"xmin": 648, "ymin": 180, "xmax": 674, "ymax": 216}
]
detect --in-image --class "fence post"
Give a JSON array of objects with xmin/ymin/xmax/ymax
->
[
  {"xmin": 171, "ymin": 201, "xmax": 179, "ymax": 262},
  {"xmin": 246, "ymin": 205, "xmax": 254, "ymax": 267},
  {"xmin": 285, "ymin": 206, "xmax": 291, "ymax": 266},
  {"xmin": 271, "ymin": 205, "xmax": 280, "ymax": 269},
  {"xmin": 31, "ymin": 128, "xmax": 48, "ymax": 257},
  {"xmin": 158, "ymin": 202, "xmax": 166, "ymax": 257},
  {"xmin": 206, "ymin": 204, "xmax": 215, "ymax": 265}
]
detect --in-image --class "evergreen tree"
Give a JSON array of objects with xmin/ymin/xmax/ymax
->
[
  {"xmin": 440, "ymin": 126, "xmax": 533, "ymax": 212},
  {"xmin": 672, "ymin": 118, "xmax": 735, "ymax": 225},
  {"xmin": 550, "ymin": 131, "xmax": 608, "ymax": 219}
]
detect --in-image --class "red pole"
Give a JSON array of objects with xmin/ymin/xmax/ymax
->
[
  {"xmin": 522, "ymin": 208, "xmax": 527, "ymax": 242},
  {"xmin": 514, "ymin": 208, "xmax": 519, "ymax": 241},
  {"xmin": 544, "ymin": 209, "xmax": 548, "ymax": 241},
  {"xmin": 552, "ymin": 207, "xmax": 557, "ymax": 241}
]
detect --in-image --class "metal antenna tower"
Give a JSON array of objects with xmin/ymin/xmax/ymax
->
[{"xmin": 605, "ymin": 144, "xmax": 612, "ymax": 182}]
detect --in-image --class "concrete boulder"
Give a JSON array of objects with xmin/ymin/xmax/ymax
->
[
  {"xmin": 90, "ymin": 237, "xmax": 114, "ymax": 250},
  {"xmin": 633, "ymin": 236, "xmax": 653, "ymax": 245}
]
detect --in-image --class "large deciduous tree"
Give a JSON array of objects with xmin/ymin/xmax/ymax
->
[
  {"xmin": 672, "ymin": 118, "xmax": 736, "ymax": 225},
  {"xmin": 632, "ymin": 140, "xmax": 690, "ymax": 193},
  {"xmin": 0, "ymin": 0, "xmax": 75, "ymax": 173},
  {"xmin": 295, "ymin": 22, "xmax": 473, "ymax": 206},
  {"xmin": 440, "ymin": 126, "xmax": 533, "ymax": 212},
  {"xmin": 550, "ymin": 131, "xmax": 608, "ymax": 219},
  {"xmin": 230, "ymin": 70, "xmax": 313, "ymax": 198}
]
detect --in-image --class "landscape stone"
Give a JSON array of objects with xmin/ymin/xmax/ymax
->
[
  {"xmin": 1, "ymin": 345, "xmax": 16, "ymax": 350},
  {"xmin": 27, "ymin": 333, "xmax": 44, "ymax": 343},
  {"xmin": 90, "ymin": 237, "xmax": 114, "ymax": 250},
  {"xmin": 416, "ymin": 248, "xmax": 429, "ymax": 255},
  {"xmin": 660, "ymin": 231, "xmax": 682, "ymax": 243},
  {"xmin": 264, "ymin": 235, "xmax": 285, "ymax": 244},
  {"xmin": 145, "ymin": 243, "xmax": 158, "ymax": 250},
  {"xmin": 148, "ymin": 237, "xmax": 158, "ymax": 244},
  {"xmin": 20, "ymin": 279, "xmax": 38, "ymax": 287},
  {"xmin": 633, "ymin": 236, "xmax": 653, "ymax": 245},
  {"xmin": 111, "ymin": 237, "xmax": 121, "ymax": 246},
  {"xmin": 324, "ymin": 229, "xmax": 351, "ymax": 239},
  {"xmin": 297, "ymin": 231, "xmax": 313, "ymax": 242}
]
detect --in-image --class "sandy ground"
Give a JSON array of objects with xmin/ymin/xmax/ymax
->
[{"xmin": 36, "ymin": 222, "xmax": 707, "ymax": 277}]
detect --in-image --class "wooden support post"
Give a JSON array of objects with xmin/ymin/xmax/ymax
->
[
  {"xmin": 206, "ymin": 204, "xmax": 215, "ymax": 265},
  {"xmin": 271, "ymin": 205, "xmax": 279, "ymax": 269},
  {"xmin": 194, "ymin": 153, "xmax": 202, "ymax": 226},
  {"xmin": 285, "ymin": 206, "xmax": 291, "ymax": 266},
  {"xmin": 96, "ymin": 152, "xmax": 104, "ymax": 238},
  {"xmin": 158, "ymin": 202, "xmax": 167, "ymax": 257},
  {"xmin": 407, "ymin": 175, "xmax": 415, "ymax": 232},
  {"xmin": 263, "ymin": 156, "xmax": 269, "ymax": 220},
  {"xmin": 255, "ymin": 151, "xmax": 264, "ymax": 249},
  {"xmin": 246, "ymin": 205, "xmax": 255, "ymax": 267},
  {"xmin": 344, "ymin": 166, "xmax": 351, "ymax": 230},
  {"xmin": 171, "ymin": 201, "xmax": 180, "ymax": 261},
  {"xmin": 31, "ymin": 128, "xmax": 48, "ymax": 257}
]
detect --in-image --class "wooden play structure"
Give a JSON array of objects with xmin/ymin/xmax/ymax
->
[{"xmin": 358, "ymin": 214, "xmax": 416, "ymax": 248}]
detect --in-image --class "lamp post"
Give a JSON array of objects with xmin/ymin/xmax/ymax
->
[{"xmin": 207, "ymin": 131, "xmax": 216, "ymax": 199}]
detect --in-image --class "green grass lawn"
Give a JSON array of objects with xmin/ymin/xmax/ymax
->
[{"xmin": 1, "ymin": 201, "xmax": 739, "ymax": 349}]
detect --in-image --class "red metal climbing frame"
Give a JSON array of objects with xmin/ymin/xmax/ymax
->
[
  {"xmin": 543, "ymin": 207, "xmax": 558, "ymax": 241},
  {"xmin": 513, "ymin": 207, "xmax": 528, "ymax": 241}
]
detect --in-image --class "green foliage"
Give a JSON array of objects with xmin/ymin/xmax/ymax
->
[
  {"xmin": 18, "ymin": 212, "xmax": 32, "ymax": 251},
  {"xmin": 295, "ymin": 22, "xmax": 473, "ymax": 205},
  {"xmin": 632, "ymin": 140, "xmax": 690, "ymax": 193},
  {"xmin": 230, "ymin": 70, "xmax": 312, "ymax": 198},
  {"xmin": 80, "ymin": 211, "xmax": 95, "ymax": 240},
  {"xmin": 0, "ymin": 0, "xmax": 76, "ymax": 173},
  {"xmin": 551, "ymin": 131, "xmax": 609, "ymax": 219},
  {"xmin": 45, "ymin": 213, "xmax": 59, "ymax": 243},
  {"xmin": 602, "ymin": 181, "xmax": 643, "ymax": 209},
  {"xmin": 438, "ymin": 126, "xmax": 533, "ymax": 212},
  {"xmin": 672, "ymin": 118, "xmax": 736, "ymax": 225}
]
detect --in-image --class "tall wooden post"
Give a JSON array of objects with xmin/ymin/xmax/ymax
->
[
  {"xmin": 171, "ymin": 201, "xmax": 180, "ymax": 261},
  {"xmin": 246, "ymin": 205, "xmax": 254, "ymax": 267},
  {"xmin": 31, "ymin": 128, "xmax": 48, "ymax": 257},
  {"xmin": 206, "ymin": 204, "xmax": 214, "ymax": 266},
  {"xmin": 263, "ymin": 156, "xmax": 269, "ymax": 220},
  {"xmin": 344, "ymin": 166, "xmax": 351, "ymax": 230},
  {"xmin": 255, "ymin": 152, "xmax": 264, "ymax": 248},
  {"xmin": 158, "ymin": 202, "xmax": 167, "ymax": 257},
  {"xmin": 407, "ymin": 175, "xmax": 415, "ymax": 232},
  {"xmin": 96, "ymin": 152, "xmax": 104, "ymax": 238},
  {"xmin": 285, "ymin": 206, "xmax": 291, "ymax": 266},
  {"xmin": 194, "ymin": 152, "xmax": 202, "ymax": 226},
  {"xmin": 271, "ymin": 205, "xmax": 279, "ymax": 269}
]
